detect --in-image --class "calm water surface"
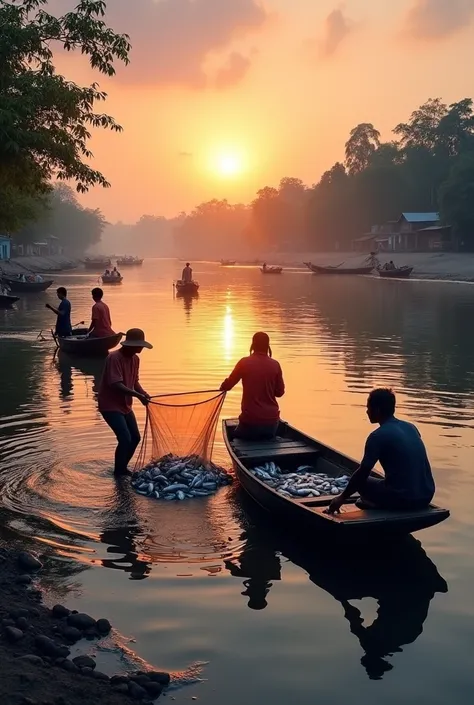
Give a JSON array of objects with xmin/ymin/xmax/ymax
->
[{"xmin": 1, "ymin": 260, "xmax": 474, "ymax": 703}]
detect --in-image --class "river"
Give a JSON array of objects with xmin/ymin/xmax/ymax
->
[{"xmin": 0, "ymin": 259, "xmax": 473, "ymax": 703}]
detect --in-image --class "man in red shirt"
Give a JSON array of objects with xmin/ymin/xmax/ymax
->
[
  {"xmin": 88, "ymin": 287, "xmax": 115, "ymax": 338},
  {"xmin": 220, "ymin": 332, "xmax": 285, "ymax": 440},
  {"xmin": 98, "ymin": 328, "xmax": 153, "ymax": 476}
]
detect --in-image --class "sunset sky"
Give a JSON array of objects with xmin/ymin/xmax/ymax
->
[{"xmin": 59, "ymin": 0, "xmax": 474, "ymax": 222}]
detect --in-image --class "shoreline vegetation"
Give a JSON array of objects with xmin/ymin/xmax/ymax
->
[{"xmin": 0, "ymin": 543, "xmax": 170, "ymax": 705}]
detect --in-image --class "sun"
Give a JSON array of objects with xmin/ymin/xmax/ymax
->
[{"xmin": 216, "ymin": 153, "xmax": 242, "ymax": 177}]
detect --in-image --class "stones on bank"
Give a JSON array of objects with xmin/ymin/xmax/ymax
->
[{"xmin": 0, "ymin": 548, "xmax": 171, "ymax": 703}]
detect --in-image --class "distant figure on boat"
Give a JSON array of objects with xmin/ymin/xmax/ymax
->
[
  {"xmin": 182, "ymin": 262, "xmax": 193, "ymax": 283},
  {"xmin": 383, "ymin": 261, "xmax": 396, "ymax": 271},
  {"xmin": 45, "ymin": 287, "xmax": 72, "ymax": 338},
  {"xmin": 262, "ymin": 262, "xmax": 267, "ymax": 271},
  {"xmin": 35, "ymin": 273, "xmax": 44, "ymax": 283},
  {"xmin": 98, "ymin": 328, "xmax": 153, "ymax": 476},
  {"xmin": 104, "ymin": 269, "xmax": 110, "ymax": 276},
  {"xmin": 220, "ymin": 332, "xmax": 285, "ymax": 441},
  {"xmin": 88, "ymin": 287, "xmax": 115, "ymax": 338},
  {"xmin": 328, "ymin": 388, "xmax": 435, "ymax": 514},
  {"xmin": 112, "ymin": 266, "xmax": 121, "ymax": 278}
]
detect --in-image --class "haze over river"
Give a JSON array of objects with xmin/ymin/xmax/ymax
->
[{"xmin": 0, "ymin": 259, "xmax": 473, "ymax": 703}]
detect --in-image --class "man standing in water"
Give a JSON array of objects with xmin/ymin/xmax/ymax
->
[
  {"xmin": 328, "ymin": 388, "xmax": 435, "ymax": 514},
  {"xmin": 98, "ymin": 328, "xmax": 153, "ymax": 476},
  {"xmin": 220, "ymin": 332, "xmax": 285, "ymax": 440},
  {"xmin": 181, "ymin": 262, "xmax": 193, "ymax": 283},
  {"xmin": 88, "ymin": 287, "xmax": 115, "ymax": 338},
  {"xmin": 46, "ymin": 287, "xmax": 72, "ymax": 337}
]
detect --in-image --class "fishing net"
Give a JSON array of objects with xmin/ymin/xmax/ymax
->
[{"xmin": 135, "ymin": 390, "xmax": 226, "ymax": 469}]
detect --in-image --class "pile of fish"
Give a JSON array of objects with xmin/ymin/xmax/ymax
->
[
  {"xmin": 131, "ymin": 453, "xmax": 232, "ymax": 501},
  {"xmin": 250, "ymin": 462, "xmax": 349, "ymax": 498}
]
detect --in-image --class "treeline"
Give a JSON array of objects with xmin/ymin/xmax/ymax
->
[
  {"xmin": 16, "ymin": 184, "xmax": 106, "ymax": 254},
  {"xmin": 175, "ymin": 97, "xmax": 474, "ymax": 255}
]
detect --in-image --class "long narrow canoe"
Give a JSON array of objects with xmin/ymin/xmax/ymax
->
[
  {"xmin": 379, "ymin": 267, "xmax": 413, "ymax": 279},
  {"xmin": 223, "ymin": 419, "xmax": 449, "ymax": 538},
  {"xmin": 261, "ymin": 267, "xmax": 283, "ymax": 274},
  {"xmin": 53, "ymin": 330, "xmax": 123, "ymax": 356},
  {"xmin": 304, "ymin": 262, "xmax": 374, "ymax": 275},
  {"xmin": 1, "ymin": 277, "xmax": 53, "ymax": 292}
]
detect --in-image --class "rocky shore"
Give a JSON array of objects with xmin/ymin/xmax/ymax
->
[{"xmin": 0, "ymin": 546, "xmax": 169, "ymax": 705}]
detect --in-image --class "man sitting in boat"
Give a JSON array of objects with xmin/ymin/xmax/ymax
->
[
  {"xmin": 45, "ymin": 287, "xmax": 72, "ymax": 338},
  {"xmin": 383, "ymin": 261, "xmax": 396, "ymax": 271},
  {"xmin": 262, "ymin": 262, "xmax": 267, "ymax": 271},
  {"xmin": 104, "ymin": 269, "xmax": 110, "ymax": 276},
  {"xmin": 88, "ymin": 287, "xmax": 115, "ymax": 338},
  {"xmin": 112, "ymin": 266, "xmax": 121, "ymax": 278},
  {"xmin": 220, "ymin": 332, "xmax": 285, "ymax": 441},
  {"xmin": 182, "ymin": 262, "xmax": 193, "ymax": 283},
  {"xmin": 328, "ymin": 388, "xmax": 435, "ymax": 514}
]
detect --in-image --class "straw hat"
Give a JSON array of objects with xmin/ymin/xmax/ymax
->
[{"xmin": 121, "ymin": 328, "xmax": 153, "ymax": 349}]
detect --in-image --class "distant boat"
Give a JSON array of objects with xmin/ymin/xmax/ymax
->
[
  {"xmin": 84, "ymin": 257, "xmax": 111, "ymax": 269},
  {"xmin": 1, "ymin": 276, "xmax": 53, "ymax": 292},
  {"xmin": 175, "ymin": 280, "xmax": 199, "ymax": 295},
  {"xmin": 0, "ymin": 293, "xmax": 19, "ymax": 307},
  {"xmin": 116, "ymin": 256, "xmax": 144, "ymax": 266},
  {"xmin": 53, "ymin": 329, "xmax": 123, "ymax": 357},
  {"xmin": 101, "ymin": 274, "xmax": 123, "ymax": 285},
  {"xmin": 220, "ymin": 259, "xmax": 236, "ymax": 266},
  {"xmin": 261, "ymin": 266, "xmax": 283, "ymax": 274},
  {"xmin": 304, "ymin": 262, "xmax": 374, "ymax": 276},
  {"xmin": 378, "ymin": 266, "xmax": 413, "ymax": 279}
]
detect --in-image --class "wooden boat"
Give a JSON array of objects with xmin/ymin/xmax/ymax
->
[
  {"xmin": 304, "ymin": 262, "xmax": 374, "ymax": 276},
  {"xmin": 223, "ymin": 419, "xmax": 449, "ymax": 538},
  {"xmin": 379, "ymin": 266, "xmax": 413, "ymax": 279},
  {"xmin": 175, "ymin": 280, "xmax": 199, "ymax": 295},
  {"xmin": 220, "ymin": 259, "xmax": 236, "ymax": 266},
  {"xmin": 53, "ymin": 329, "xmax": 123, "ymax": 356},
  {"xmin": 84, "ymin": 257, "xmax": 111, "ymax": 269},
  {"xmin": 261, "ymin": 266, "xmax": 283, "ymax": 274},
  {"xmin": 101, "ymin": 274, "xmax": 123, "ymax": 284},
  {"xmin": 0, "ymin": 293, "xmax": 19, "ymax": 307},
  {"xmin": 1, "ymin": 277, "xmax": 53, "ymax": 293},
  {"xmin": 116, "ymin": 256, "xmax": 144, "ymax": 266}
]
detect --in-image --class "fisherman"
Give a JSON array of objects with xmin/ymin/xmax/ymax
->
[
  {"xmin": 45, "ymin": 287, "xmax": 72, "ymax": 338},
  {"xmin": 104, "ymin": 269, "xmax": 110, "ymax": 276},
  {"xmin": 328, "ymin": 388, "xmax": 435, "ymax": 514},
  {"xmin": 262, "ymin": 262, "xmax": 267, "ymax": 271},
  {"xmin": 98, "ymin": 328, "xmax": 153, "ymax": 476},
  {"xmin": 220, "ymin": 332, "xmax": 285, "ymax": 441},
  {"xmin": 388, "ymin": 260, "xmax": 396, "ymax": 270},
  {"xmin": 112, "ymin": 266, "xmax": 121, "ymax": 278},
  {"xmin": 35, "ymin": 273, "xmax": 44, "ymax": 283},
  {"xmin": 88, "ymin": 287, "xmax": 115, "ymax": 338},
  {"xmin": 182, "ymin": 262, "xmax": 193, "ymax": 283}
]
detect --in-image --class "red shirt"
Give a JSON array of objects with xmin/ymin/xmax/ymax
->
[
  {"xmin": 91, "ymin": 300, "xmax": 114, "ymax": 338},
  {"xmin": 221, "ymin": 353, "xmax": 285, "ymax": 425},
  {"xmin": 98, "ymin": 349, "xmax": 140, "ymax": 414}
]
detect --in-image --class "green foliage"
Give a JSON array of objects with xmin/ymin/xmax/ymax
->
[
  {"xmin": 0, "ymin": 0, "xmax": 130, "ymax": 231},
  {"xmin": 345, "ymin": 123, "xmax": 381, "ymax": 175},
  {"xmin": 439, "ymin": 154, "xmax": 474, "ymax": 250}
]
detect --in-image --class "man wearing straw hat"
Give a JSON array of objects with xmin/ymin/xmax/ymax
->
[{"xmin": 98, "ymin": 328, "xmax": 153, "ymax": 476}]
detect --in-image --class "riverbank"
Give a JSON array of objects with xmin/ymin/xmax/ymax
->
[
  {"xmin": 266, "ymin": 252, "xmax": 474, "ymax": 282},
  {"xmin": 0, "ymin": 544, "xmax": 169, "ymax": 705},
  {"xmin": 0, "ymin": 255, "xmax": 79, "ymax": 276}
]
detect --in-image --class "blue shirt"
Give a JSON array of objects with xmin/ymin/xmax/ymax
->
[
  {"xmin": 56, "ymin": 298, "xmax": 72, "ymax": 337},
  {"xmin": 362, "ymin": 417, "xmax": 435, "ymax": 502}
]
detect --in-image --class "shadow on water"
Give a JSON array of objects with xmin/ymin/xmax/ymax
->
[
  {"xmin": 54, "ymin": 353, "xmax": 105, "ymax": 402},
  {"xmin": 176, "ymin": 291, "xmax": 199, "ymax": 321},
  {"xmin": 225, "ymin": 490, "xmax": 448, "ymax": 681}
]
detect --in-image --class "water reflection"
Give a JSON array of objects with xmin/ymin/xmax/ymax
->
[
  {"xmin": 226, "ymin": 493, "xmax": 448, "ymax": 680},
  {"xmin": 177, "ymin": 292, "xmax": 198, "ymax": 320},
  {"xmin": 54, "ymin": 353, "xmax": 104, "ymax": 402}
]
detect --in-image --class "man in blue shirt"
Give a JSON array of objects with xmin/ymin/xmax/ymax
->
[
  {"xmin": 328, "ymin": 388, "xmax": 435, "ymax": 513},
  {"xmin": 46, "ymin": 287, "xmax": 72, "ymax": 337}
]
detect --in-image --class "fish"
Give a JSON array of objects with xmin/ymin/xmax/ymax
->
[{"xmin": 177, "ymin": 491, "xmax": 186, "ymax": 500}]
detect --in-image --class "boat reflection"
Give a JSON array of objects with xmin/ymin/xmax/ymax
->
[
  {"xmin": 177, "ymin": 291, "xmax": 198, "ymax": 320},
  {"xmin": 54, "ymin": 353, "xmax": 105, "ymax": 401},
  {"xmin": 226, "ymin": 492, "xmax": 448, "ymax": 680}
]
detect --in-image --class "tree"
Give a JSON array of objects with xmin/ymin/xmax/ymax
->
[
  {"xmin": 345, "ymin": 123, "xmax": 381, "ymax": 175},
  {"xmin": 394, "ymin": 98, "xmax": 447, "ymax": 151},
  {"xmin": 0, "ymin": 0, "xmax": 130, "ymax": 231},
  {"xmin": 439, "ymin": 153, "xmax": 474, "ymax": 251}
]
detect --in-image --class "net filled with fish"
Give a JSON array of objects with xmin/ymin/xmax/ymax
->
[
  {"xmin": 133, "ymin": 390, "xmax": 230, "ymax": 501},
  {"xmin": 250, "ymin": 462, "xmax": 349, "ymax": 498}
]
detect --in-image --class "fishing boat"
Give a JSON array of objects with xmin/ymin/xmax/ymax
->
[
  {"xmin": 175, "ymin": 280, "xmax": 199, "ymax": 295},
  {"xmin": 84, "ymin": 257, "xmax": 111, "ymax": 269},
  {"xmin": 304, "ymin": 262, "xmax": 374, "ymax": 276},
  {"xmin": 53, "ymin": 329, "xmax": 123, "ymax": 356},
  {"xmin": 220, "ymin": 259, "xmax": 236, "ymax": 266},
  {"xmin": 116, "ymin": 256, "xmax": 144, "ymax": 266},
  {"xmin": 378, "ymin": 266, "xmax": 414, "ymax": 279},
  {"xmin": 223, "ymin": 419, "xmax": 449, "ymax": 538},
  {"xmin": 101, "ymin": 274, "xmax": 123, "ymax": 285},
  {"xmin": 261, "ymin": 266, "xmax": 283, "ymax": 274},
  {"xmin": 1, "ymin": 276, "xmax": 53, "ymax": 293},
  {"xmin": 0, "ymin": 293, "xmax": 19, "ymax": 307}
]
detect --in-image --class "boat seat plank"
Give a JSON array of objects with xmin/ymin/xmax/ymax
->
[
  {"xmin": 237, "ymin": 447, "xmax": 319, "ymax": 459},
  {"xmin": 232, "ymin": 440, "xmax": 311, "ymax": 454}
]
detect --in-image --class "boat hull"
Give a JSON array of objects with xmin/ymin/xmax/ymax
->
[
  {"xmin": 379, "ymin": 267, "xmax": 413, "ymax": 279},
  {"xmin": 84, "ymin": 260, "xmax": 111, "ymax": 269},
  {"xmin": 116, "ymin": 259, "xmax": 143, "ymax": 266},
  {"xmin": 175, "ymin": 281, "xmax": 199, "ymax": 295},
  {"xmin": 0, "ymin": 294, "xmax": 19, "ymax": 307},
  {"xmin": 223, "ymin": 419, "xmax": 449, "ymax": 539},
  {"xmin": 55, "ymin": 331, "xmax": 123, "ymax": 357},
  {"xmin": 261, "ymin": 268, "xmax": 282, "ymax": 274},
  {"xmin": 1, "ymin": 278, "xmax": 53, "ymax": 292},
  {"xmin": 101, "ymin": 276, "xmax": 123, "ymax": 284},
  {"xmin": 304, "ymin": 262, "xmax": 373, "ymax": 275}
]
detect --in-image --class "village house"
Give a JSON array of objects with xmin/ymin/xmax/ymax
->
[
  {"xmin": 353, "ymin": 213, "xmax": 454, "ymax": 253},
  {"xmin": 0, "ymin": 235, "xmax": 11, "ymax": 261}
]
